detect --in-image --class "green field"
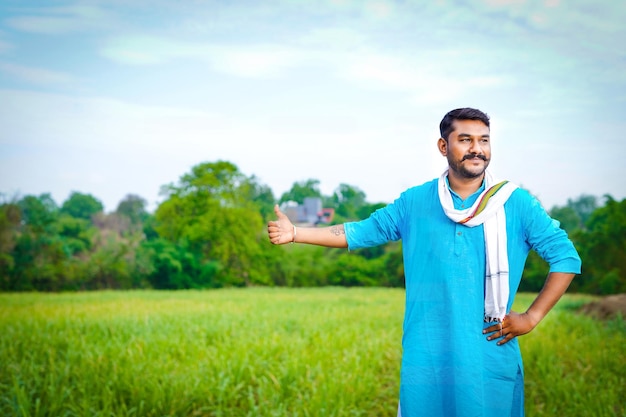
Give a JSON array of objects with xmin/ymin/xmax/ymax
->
[{"xmin": 0, "ymin": 289, "xmax": 624, "ymax": 416}]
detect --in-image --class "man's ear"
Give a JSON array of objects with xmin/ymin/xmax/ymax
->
[{"xmin": 437, "ymin": 137, "xmax": 447, "ymax": 156}]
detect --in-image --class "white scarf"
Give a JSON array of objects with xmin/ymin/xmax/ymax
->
[{"xmin": 437, "ymin": 169, "xmax": 518, "ymax": 322}]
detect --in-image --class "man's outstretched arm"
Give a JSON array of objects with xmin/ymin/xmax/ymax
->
[{"xmin": 267, "ymin": 205, "xmax": 348, "ymax": 248}]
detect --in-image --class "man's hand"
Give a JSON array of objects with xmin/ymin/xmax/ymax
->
[
  {"xmin": 485, "ymin": 272, "xmax": 576, "ymax": 345},
  {"xmin": 267, "ymin": 205, "xmax": 295, "ymax": 245},
  {"xmin": 483, "ymin": 311, "xmax": 539, "ymax": 346},
  {"xmin": 268, "ymin": 205, "xmax": 349, "ymax": 248}
]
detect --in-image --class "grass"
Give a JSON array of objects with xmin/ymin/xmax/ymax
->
[
  {"xmin": 0, "ymin": 289, "xmax": 624, "ymax": 416},
  {"xmin": 518, "ymin": 294, "xmax": 625, "ymax": 417}
]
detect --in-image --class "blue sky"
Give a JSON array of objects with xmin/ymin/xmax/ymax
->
[{"xmin": 1, "ymin": 0, "xmax": 625, "ymax": 212}]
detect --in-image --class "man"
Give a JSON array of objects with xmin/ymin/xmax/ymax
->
[{"xmin": 267, "ymin": 108, "xmax": 581, "ymax": 417}]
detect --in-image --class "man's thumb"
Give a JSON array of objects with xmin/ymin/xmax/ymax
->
[{"xmin": 274, "ymin": 204, "xmax": 286, "ymax": 219}]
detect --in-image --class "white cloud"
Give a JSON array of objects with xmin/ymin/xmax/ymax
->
[
  {"xmin": 0, "ymin": 89, "xmax": 225, "ymax": 149},
  {"xmin": 363, "ymin": 0, "xmax": 395, "ymax": 20},
  {"xmin": 101, "ymin": 36, "xmax": 306, "ymax": 78},
  {"xmin": 333, "ymin": 49, "xmax": 511, "ymax": 105},
  {"xmin": 296, "ymin": 26, "xmax": 369, "ymax": 51},
  {"xmin": 482, "ymin": 0, "xmax": 527, "ymax": 7},
  {"xmin": 208, "ymin": 45, "xmax": 303, "ymax": 78},
  {"xmin": 0, "ymin": 88, "xmax": 442, "ymax": 210},
  {"xmin": 0, "ymin": 62, "xmax": 76, "ymax": 85},
  {"xmin": 1, "ymin": 0, "xmax": 625, "ymax": 211},
  {"xmin": 4, "ymin": 4, "xmax": 114, "ymax": 34},
  {"xmin": 0, "ymin": 39, "xmax": 13, "ymax": 53},
  {"xmin": 100, "ymin": 36, "xmax": 176, "ymax": 65},
  {"xmin": 100, "ymin": 31, "xmax": 510, "ymax": 102},
  {"xmin": 471, "ymin": 0, "xmax": 626, "ymax": 57}
]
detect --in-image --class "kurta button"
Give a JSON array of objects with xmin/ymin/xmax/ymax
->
[{"xmin": 457, "ymin": 232, "xmax": 462, "ymax": 236}]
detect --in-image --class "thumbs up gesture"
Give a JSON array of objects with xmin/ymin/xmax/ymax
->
[{"xmin": 268, "ymin": 204, "xmax": 295, "ymax": 245}]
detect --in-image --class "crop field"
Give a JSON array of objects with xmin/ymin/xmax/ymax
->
[{"xmin": 0, "ymin": 288, "xmax": 624, "ymax": 416}]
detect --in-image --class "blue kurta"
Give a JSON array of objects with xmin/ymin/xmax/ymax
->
[{"xmin": 344, "ymin": 178, "xmax": 581, "ymax": 417}]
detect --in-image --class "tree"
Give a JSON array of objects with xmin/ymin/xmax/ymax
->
[
  {"xmin": 549, "ymin": 206, "xmax": 582, "ymax": 234},
  {"xmin": 116, "ymin": 194, "xmax": 149, "ymax": 226},
  {"xmin": 0, "ymin": 202, "xmax": 21, "ymax": 289},
  {"xmin": 164, "ymin": 160, "xmax": 248, "ymax": 205},
  {"xmin": 2, "ymin": 195, "xmax": 67, "ymax": 291},
  {"xmin": 381, "ymin": 242, "xmax": 405, "ymax": 287},
  {"xmin": 519, "ymin": 251, "xmax": 549, "ymax": 292},
  {"xmin": 243, "ymin": 176, "xmax": 276, "ymax": 221},
  {"xmin": 155, "ymin": 161, "xmax": 273, "ymax": 287},
  {"xmin": 279, "ymin": 179, "xmax": 322, "ymax": 204},
  {"xmin": 357, "ymin": 202, "xmax": 387, "ymax": 220},
  {"xmin": 137, "ymin": 238, "xmax": 218, "ymax": 289},
  {"xmin": 575, "ymin": 196, "xmax": 626, "ymax": 294},
  {"xmin": 329, "ymin": 252, "xmax": 378, "ymax": 286},
  {"xmin": 56, "ymin": 215, "xmax": 93, "ymax": 255},
  {"xmin": 61, "ymin": 192, "xmax": 104, "ymax": 220},
  {"xmin": 18, "ymin": 193, "xmax": 58, "ymax": 233},
  {"xmin": 332, "ymin": 183, "xmax": 367, "ymax": 221},
  {"xmin": 565, "ymin": 194, "xmax": 598, "ymax": 228},
  {"xmin": 526, "ymin": 194, "xmax": 599, "ymax": 293}
]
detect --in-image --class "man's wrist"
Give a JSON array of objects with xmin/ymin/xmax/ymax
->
[{"xmin": 524, "ymin": 309, "xmax": 542, "ymax": 327}]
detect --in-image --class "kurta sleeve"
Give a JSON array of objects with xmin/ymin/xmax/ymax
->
[
  {"xmin": 522, "ymin": 191, "xmax": 582, "ymax": 274},
  {"xmin": 344, "ymin": 194, "xmax": 406, "ymax": 250}
]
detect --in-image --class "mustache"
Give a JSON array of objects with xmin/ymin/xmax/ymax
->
[{"xmin": 462, "ymin": 153, "xmax": 488, "ymax": 161}]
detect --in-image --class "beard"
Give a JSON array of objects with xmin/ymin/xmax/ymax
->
[{"xmin": 448, "ymin": 154, "xmax": 490, "ymax": 179}]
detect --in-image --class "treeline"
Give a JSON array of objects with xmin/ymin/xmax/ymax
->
[{"xmin": 1, "ymin": 160, "xmax": 624, "ymax": 294}]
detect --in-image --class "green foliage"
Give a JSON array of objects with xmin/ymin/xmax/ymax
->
[
  {"xmin": 9, "ymin": 232, "xmax": 68, "ymax": 291},
  {"xmin": 329, "ymin": 252, "xmax": 377, "ymax": 286},
  {"xmin": 138, "ymin": 238, "xmax": 219, "ymax": 289},
  {"xmin": 141, "ymin": 213, "xmax": 159, "ymax": 240},
  {"xmin": 163, "ymin": 160, "xmax": 251, "ymax": 206},
  {"xmin": 18, "ymin": 193, "xmax": 58, "ymax": 233},
  {"xmin": 1, "ymin": 195, "xmax": 65, "ymax": 291},
  {"xmin": 116, "ymin": 194, "xmax": 149, "ymax": 226},
  {"xmin": 519, "ymin": 251, "xmax": 549, "ymax": 292},
  {"xmin": 243, "ymin": 175, "xmax": 276, "ymax": 222},
  {"xmin": 549, "ymin": 194, "xmax": 599, "ymax": 234},
  {"xmin": 57, "ymin": 214, "xmax": 94, "ymax": 254},
  {"xmin": 332, "ymin": 183, "xmax": 367, "ymax": 221},
  {"xmin": 266, "ymin": 244, "xmax": 332, "ymax": 287},
  {"xmin": 60, "ymin": 191, "xmax": 104, "ymax": 220},
  {"xmin": 379, "ymin": 242, "xmax": 405, "ymax": 287},
  {"xmin": 358, "ymin": 202, "xmax": 387, "ymax": 219},
  {"xmin": 155, "ymin": 161, "xmax": 273, "ymax": 287},
  {"xmin": 0, "ymin": 202, "xmax": 20, "ymax": 283},
  {"xmin": 0, "ymin": 158, "xmax": 623, "ymax": 295},
  {"xmin": 523, "ymin": 195, "xmax": 625, "ymax": 295},
  {"xmin": 279, "ymin": 178, "xmax": 322, "ymax": 204},
  {"xmin": 565, "ymin": 194, "xmax": 598, "ymax": 226},
  {"xmin": 265, "ymin": 240, "xmax": 404, "ymax": 288},
  {"xmin": 574, "ymin": 196, "xmax": 626, "ymax": 294},
  {"xmin": 1, "ymin": 193, "xmax": 154, "ymax": 291},
  {"xmin": 549, "ymin": 205, "xmax": 582, "ymax": 234},
  {"xmin": 331, "ymin": 242, "xmax": 405, "ymax": 287}
]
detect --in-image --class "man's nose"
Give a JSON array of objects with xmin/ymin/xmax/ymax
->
[{"xmin": 469, "ymin": 140, "xmax": 483, "ymax": 153}]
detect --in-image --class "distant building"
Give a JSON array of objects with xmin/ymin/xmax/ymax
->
[{"xmin": 281, "ymin": 197, "xmax": 335, "ymax": 226}]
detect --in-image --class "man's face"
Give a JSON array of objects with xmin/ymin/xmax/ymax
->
[{"xmin": 441, "ymin": 119, "xmax": 491, "ymax": 179}]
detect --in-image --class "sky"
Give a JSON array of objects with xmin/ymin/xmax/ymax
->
[{"xmin": 1, "ymin": 0, "xmax": 625, "ymax": 213}]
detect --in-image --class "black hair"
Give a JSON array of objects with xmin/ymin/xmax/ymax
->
[{"xmin": 439, "ymin": 108, "xmax": 490, "ymax": 141}]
